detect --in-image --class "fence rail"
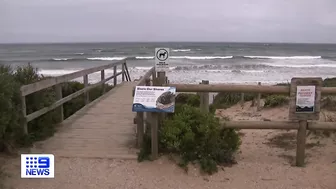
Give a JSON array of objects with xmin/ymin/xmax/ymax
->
[
  {"xmin": 20, "ymin": 59, "xmax": 131, "ymax": 135},
  {"xmin": 134, "ymin": 71, "xmax": 336, "ymax": 166}
]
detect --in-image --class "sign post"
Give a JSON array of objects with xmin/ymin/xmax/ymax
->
[
  {"xmin": 154, "ymin": 48, "xmax": 170, "ymax": 72},
  {"xmin": 288, "ymin": 77, "xmax": 322, "ymax": 167},
  {"xmin": 132, "ymin": 85, "xmax": 176, "ymax": 160}
]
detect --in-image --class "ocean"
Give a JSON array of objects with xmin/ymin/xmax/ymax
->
[{"xmin": 0, "ymin": 42, "xmax": 336, "ymax": 85}]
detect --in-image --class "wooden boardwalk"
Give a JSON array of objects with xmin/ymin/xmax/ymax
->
[{"xmin": 31, "ymin": 82, "xmax": 138, "ymax": 159}]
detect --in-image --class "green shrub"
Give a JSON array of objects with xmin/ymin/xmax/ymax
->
[
  {"xmin": 0, "ymin": 65, "xmax": 22, "ymax": 152},
  {"xmin": 264, "ymin": 95, "xmax": 289, "ymax": 107},
  {"xmin": 138, "ymin": 103, "xmax": 241, "ymax": 174},
  {"xmin": 160, "ymin": 104, "xmax": 240, "ymax": 174},
  {"xmin": 175, "ymin": 93, "xmax": 200, "ymax": 106},
  {"xmin": 212, "ymin": 92, "xmax": 255, "ymax": 109},
  {"xmin": 323, "ymin": 77, "xmax": 336, "ymax": 87},
  {"xmin": 0, "ymin": 64, "xmax": 113, "ymax": 152}
]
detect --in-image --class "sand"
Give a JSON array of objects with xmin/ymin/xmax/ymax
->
[{"xmin": 1, "ymin": 101, "xmax": 336, "ymax": 189}]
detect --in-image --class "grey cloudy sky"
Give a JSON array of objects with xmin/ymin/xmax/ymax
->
[{"xmin": 1, "ymin": 0, "xmax": 336, "ymax": 43}]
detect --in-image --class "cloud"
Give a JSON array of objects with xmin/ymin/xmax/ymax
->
[{"xmin": 1, "ymin": 0, "xmax": 336, "ymax": 43}]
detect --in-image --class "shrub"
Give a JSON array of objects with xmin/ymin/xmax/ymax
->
[
  {"xmin": 160, "ymin": 104, "xmax": 240, "ymax": 174},
  {"xmin": 323, "ymin": 77, "xmax": 336, "ymax": 87},
  {"xmin": 0, "ymin": 64, "xmax": 113, "ymax": 152},
  {"xmin": 264, "ymin": 95, "xmax": 288, "ymax": 107},
  {"xmin": 212, "ymin": 92, "xmax": 255, "ymax": 109},
  {"xmin": 138, "ymin": 100, "xmax": 241, "ymax": 174},
  {"xmin": 0, "ymin": 65, "xmax": 22, "ymax": 152}
]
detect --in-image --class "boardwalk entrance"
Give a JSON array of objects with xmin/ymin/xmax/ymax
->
[{"xmin": 31, "ymin": 82, "xmax": 138, "ymax": 159}]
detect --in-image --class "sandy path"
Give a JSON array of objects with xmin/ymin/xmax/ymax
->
[{"xmin": 2, "ymin": 101, "xmax": 336, "ymax": 189}]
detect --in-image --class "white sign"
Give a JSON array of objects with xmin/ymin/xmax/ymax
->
[
  {"xmin": 21, "ymin": 154, "xmax": 55, "ymax": 178},
  {"xmin": 155, "ymin": 48, "xmax": 170, "ymax": 72},
  {"xmin": 295, "ymin": 85, "xmax": 315, "ymax": 113},
  {"xmin": 132, "ymin": 86, "xmax": 176, "ymax": 113}
]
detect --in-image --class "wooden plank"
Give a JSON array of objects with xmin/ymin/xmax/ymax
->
[
  {"xmin": 124, "ymin": 62, "xmax": 131, "ymax": 82},
  {"xmin": 122, "ymin": 63, "xmax": 125, "ymax": 82},
  {"xmin": 221, "ymin": 120, "xmax": 299, "ymax": 129},
  {"xmin": 20, "ymin": 60, "xmax": 125, "ymax": 96},
  {"xmin": 136, "ymin": 67, "xmax": 154, "ymax": 86},
  {"xmin": 296, "ymin": 120, "xmax": 307, "ymax": 167},
  {"xmin": 84, "ymin": 75, "xmax": 89, "ymax": 105},
  {"xmin": 168, "ymin": 83, "xmax": 290, "ymax": 94},
  {"xmin": 55, "ymin": 83, "xmax": 64, "ymax": 122},
  {"xmin": 200, "ymin": 80, "xmax": 209, "ymax": 113},
  {"xmin": 21, "ymin": 95, "xmax": 28, "ymax": 135},
  {"xmin": 308, "ymin": 121, "xmax": 336, "ymax": 130},
  {"xmin": 25, "ymin": 74, "xmax": 121, "ymax": 122},
  {"xmin": 113, "ymin": 66, "xmax": 117, "ymax": 86},
  {"xmin": 136, "ymin": 112, "xmax": 144, "ymax": 148},
  {"xmin": 151, "ymin": 112, "xmax": 159, "ymax": 160},
  {"xmin": 321, "ymin": 87, "xmax": 336, "ymax": 95},
  {"xmin": 101, "ymin": 70, "xmax": 105, "ymax": 93},
  {"xmin": 257, "ymin": 82, "xmax": 261, "ymax": 111}
]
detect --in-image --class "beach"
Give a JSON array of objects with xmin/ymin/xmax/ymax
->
[
  {"xmin": 1, "ymin": 42, "xmax": 336, "ymax": 85},
  {"xmin": 1, "ymin": 99, "xmax": 335, "ymax": 189},
  {"xmin": 1, "ymin": 42, "xmax": 336, "ymax": 188}
]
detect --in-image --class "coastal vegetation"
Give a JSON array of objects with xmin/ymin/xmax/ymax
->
[
  {"xmin": 138, "ymin": 93, "xmax": 241, "ymax": 174},
  {"xmin": 0, "ymin": 64, "xmax": 112, "ymax": 153}
]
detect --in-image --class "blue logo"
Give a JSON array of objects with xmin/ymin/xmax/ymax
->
[{"xmin": 21, "ymin": 154, "xmax": 54, "ymax": 178}]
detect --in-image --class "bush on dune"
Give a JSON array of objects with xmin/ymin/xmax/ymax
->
[
  {"xmin": 0, "ymin": 64, "xmax": 113, "ymax": 152},
  {"xmin": 264, "ymin": 95, "xmax": 289, "ymax": 107},
  {"xmin": 138, "ymin": 93, "xmax": 241, "ymax": 174}
]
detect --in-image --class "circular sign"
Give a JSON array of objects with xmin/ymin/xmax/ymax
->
[{"xmin": 156, "ymin": 49, "xmax": 169, "ymax": 61}]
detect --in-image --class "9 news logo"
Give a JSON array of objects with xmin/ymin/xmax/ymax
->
[{"xmin": 21, "ymin": 154, "xmax": 55, "ymax": 178}]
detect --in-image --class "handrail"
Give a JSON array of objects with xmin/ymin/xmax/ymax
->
[
  {"xmin": 166, "ymin": 83, "xmax": 336, "ymax": 95},
  {"xmin": 21, "ymin": 59, "xmax": 126, "ymax": 96},
  {"xmin": 136, "ymin": 67, "xmax": 155, "ymax": 86},
  {"xmin": 21, "ymin": 59, "xmax": 131, "ymax": 135}
]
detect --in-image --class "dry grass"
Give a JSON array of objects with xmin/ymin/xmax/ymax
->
[{"xmin": 266, "ymin": 132, "xmax": 324, "ymax": 151}]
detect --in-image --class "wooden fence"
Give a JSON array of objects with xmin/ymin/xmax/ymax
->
[
  {"xmin": 20, "ymin": 59, "xmax": 131, "ymax": 135},
  {"xmin": 134, "ymin": 66, "xmax": 336, "ymax": 166}
]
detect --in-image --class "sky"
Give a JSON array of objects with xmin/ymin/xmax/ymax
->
[{"xmin": 1, "ymin": 0, "xmax": 336, "ymax": 43}]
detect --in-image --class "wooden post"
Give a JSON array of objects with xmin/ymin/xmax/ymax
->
[
  {"xmin": 55, "ymin": 84, "xmax": 64, "ymax": 122},
  {"xmin": 296, "ymin": 120, "xmax": 307, "ymax": 167},
  {"xmin": 145, "ymin": 78, "xmax": 151, "ymax": 86},
  {"xmin": 157, "ymin": 72, "xmax": 166, "ymax": 86},
  {"xmin": 136, "ymin": 112, "xmax": 144, "ymax": 148},
  {"xmin": 257, "ymin": 82, "xmax": 261, "ymax": 111},
  {"xmin": 122, "ymin": 63, "xmax": 125, "ymax": 82},
  {"xmin": 21, "ymin": 95, "xmax": 28, "ymax": 135},
  {"xmin": 83, "ymin": 74, "xmax": 89, "ymax": 105},
  {"xmin": 200, "ymin": 80, "xmax": 209, "ymax": 113},
  {"xmin": 101, "ymin": 70, "xmax": 105, "ymax": 93},
  {"xmin": 113, "ymin": 66, "xmax": 117, "ymax": 86},
  {"xmin": 157, "ymin": 72, "xmax": 166, "ymax": 124},
  {"xmin": 151, "ymin": 112, "xmax": 159, "ymax": 160},
  {"xmin": 240, "ymin": 93, "xmax": 245, "ymax": 106}
]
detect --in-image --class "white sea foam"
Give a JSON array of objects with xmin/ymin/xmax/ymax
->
[
  {"xmin": 171, "ymin": 56, "xmax": 233, "ymax": 60},
  {"xmin": 245, "ymin": 56, "xmax": 322, "ymax": 60},
  {"xmin": 172, "ymin": 49, "xmax": 191, "ymax": 52},
  {"xmin": 265, "ymin": 63, "xmax": 336, "ymax": 68},
  {"xmin": 52, "ymin": 58, "xmax": 69, "ymax": 61},
  {"xmin": 87, "ymin": 57, "xmax": 126, "ymax": 61},
  {"xmin": 135, "ymin": 56, "xmax": 153, "ymax": 59}
]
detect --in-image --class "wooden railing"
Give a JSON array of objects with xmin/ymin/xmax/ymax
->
[
  {"xmin": 20, "ymin": 59, "xmax": 131, "ymax": 135},
  {"xmin": 134, "ymin": 72, "xmax": 336, "ymax": 163},
  {"xmin": 167, "ymin": 81, "xmax": 336, "ymax": 166},
  {"xmin": 133, "ymin": 67, "xmax": 156, "ymax": 147}
]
